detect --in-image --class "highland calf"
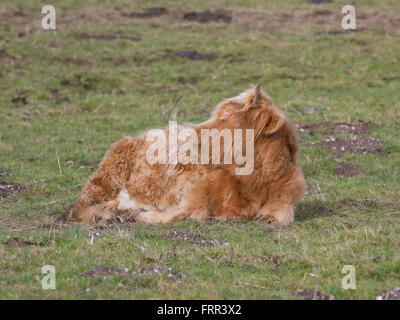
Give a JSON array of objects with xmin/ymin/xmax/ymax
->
[{"xmin": 64, "ymin": 85, "xmax": 306, "ymax": 225}]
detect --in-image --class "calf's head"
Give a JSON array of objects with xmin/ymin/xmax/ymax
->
[{"xmin": 205, "ymin": 85, "xmax": 285, "ymax": 140}]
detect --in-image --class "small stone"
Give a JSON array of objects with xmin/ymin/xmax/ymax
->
[{"xmin": 301, "ymin": 106, "xmax": 318, "ymax": 113}]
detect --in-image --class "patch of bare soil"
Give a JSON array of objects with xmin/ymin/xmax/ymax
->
[
  {"xmin": 301, "ymin": 106, "xmax": 319, "ymax": 113},
  {"xmin": 382, "ymin": 76, "xmax": 400, "ymax": 82},
  {"xmin": 48, "ymin": 88, "xmax": 70, "ymax": 105},
  {"xmin": 377, "ymin": 287, "xmax": 400, "ymax": 300},
  {"xmin": 335, "ymin": 163, "xmax": 365, "ymax": 177},
  {"xmin": 297, "ymin": 120, "xmax": 375, "ymax": 136},
  {"xmin": 183, "ymin": 10, "xmax": 232, "ymax": 23},
  {"xmin": 279, "ymin": 74, "xmax": 323, "ymax": 82},
  {"xmin": 163, "ymin": 229, "xmax": 227, "ymax": 246},
  {"xmin": 315, "ymin": 27, "xmax": 366, "ymax": 36},
  {"xmin": 78, "ymin": 264, "xmax": 182, "ymax": 281},
  {"xmin": 80, "ymin": 33, "xmax": 141, "ymax": 41},
  {"xmin": 232, "ymin": 9, "xmax": 400, "ymax": 34},
  {"xmin": 165, "ymin": 50, "xmax": 216, "ymax": 61},
  {"xmin": 0, "ymin": 181, "xmax": 25, "ymax": 200},
  {"xmin": 60, "ymin": 74, "xmax": 99, "ymax": 90},
  {"xmin": 77, "ymin": 265, "xmax": 133, "ymax": 278},
  {"xmin": 122, "ymin": 7, "xmax": 167, "ymax": 19},
  {"xmin": 297, "ymin": 122, "xmax": 328, "ymax": 135},
  {"xmin": 334, "ymin": 121, "xmax": 373, "ymax": 135},
  {"xmin": 77, "ymin": 160, "xmax": 97, "ymax": 169},
  {"xmin": 11, "ymin": 91, "xmax": 27, "ymax": 107},
  {"xmin": 0, "ymin": 48, "xmax": 14, "ymax": 64},
  {"xmin": 308, "ymin": 0, "xmax": 332, "ymax": 3},
  {"xmin": 316, "ymin": 205, "xmax": 336, "ymax": 216},
  {"xmin": 62, "ymin": 57, "xmax": 90, "ymax": 66},
  {"xmin": 307, "ymin": 136, "xmax": 383, "ymax": 155},
  {"xmin": 296, "ymin": 289, "xmax": 336, "ymax": 300},
  {"xmin": 11, "ymin": 10, "xmax": 26, "ymax": 17},
  {"xmin": 139, "ymin": 264, "xmax": 182, "ymax": 281},
  {"xmin": 3, "ymin": 237, "xmax": 44, "ymax": 247},
  {"xmin": 3, "ymin": 7, "xmax": 400, "ymax": 35}
]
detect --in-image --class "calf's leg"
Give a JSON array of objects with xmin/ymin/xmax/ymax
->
[{"xmin": 255, "ymin": 166, "xmax": 306, "ymax": 225}]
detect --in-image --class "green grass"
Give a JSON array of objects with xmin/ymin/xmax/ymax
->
[{"xmin": 0, "ymin": 0, "xmax": 399, "ymax": 299}]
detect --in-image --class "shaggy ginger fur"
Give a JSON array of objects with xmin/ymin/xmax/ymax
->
[{"xmin": 65, "ymin": 86, "xmax": 306, "ymax": 225}]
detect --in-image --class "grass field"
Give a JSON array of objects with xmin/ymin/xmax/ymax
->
[{"xmin": 0, "ymin": 0, "xmax": 399, "ymax": 299}]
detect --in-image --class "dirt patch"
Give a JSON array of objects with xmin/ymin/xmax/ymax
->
[
  {"xmin": 77, "ymin": 264, "xmax": 182, "ymax": 281},
  {"xmin": 3, "ymin": 237, "xmax": 44, "ymax": 247},
  {"xmin": 297, "ymin": 120, "xmax": 375, "ymax": 136},
  {"xmin": 77, "ymin": 160, "xmax": 97, "ymax": 169},
  {"xmin": 301, "ymin": 106, "xmax": 319, "ymax": 113},
  {"xmin": 296, "ymin": 289, "xmax": 336, "ymax": 300},
  {"xmin": 62, "ymin": 57, "xmax": 90, "ymax": 66},
  {"xmin": 11, "ymin": 92, "xmax": 27, "ymax": 107},
  {"xmin": 12, "ymin": 10, "xmax": 26, "ymax": 17},
  {"xmin": 0, "ymin": 49, "xmax": 10, "ymax": 59},
  {"xmin": 308, "ymin": 136, "xmax": 383, "ymax": 155},
  {"xmin": 334, "ymin": 121, "xmax": 373, "ymax": 135},
  {"xmin": 80, "ymin": 33, "xmax": 141, "ymax": 41},
  {"xmin": 382, "ymin": 76, "xmax": 400, "ymax": 82},
  {"xmin": 308, "ymin": 0, "xmax": 332, "ymax": 3},
  {"xmin": 4, "ymin": 7, "xmax": 400, "ymax": 35},
  {"xmin": 163, "ymin": 229, "xmax": 227, "ymax": 246},
  {"xmin": 77, "ymin": 265, "xmax": 134, "ymax": 279},
  {"xmin": 317, "ymin": 205, "xmax": 336, "ymax": 216},
  {"xmin": 0, "ymin": 48, "xmax": 15, "ymax": 64},
  {"xmin": 122, "ymin": 7, "xmax": 167, "ymax": 19},
  {"xmin": 60, "ymin": 74, "xmax": 98, "ymax": 90},
  {"xmin": 335, "ymin": 163, "xmax": 365, "ymax": 177},
  {"xmin": 0, "ymin": 181, "xmax": 25, "ymax": 200},
  {"xmin": 139, "ymin": 264, "xmax": 182, "ymax": 281},
  {"xmin": 48, "ymin": 88, "xmax": 70, "ymax": 105},
  {"xmin": 297, "ymin": 122, "xmax": 329, "ymax": 135},
  {"xmin": 315, "ymin": 28, "xmax": 366, "ymax": 36},
  {"xmin": 165, "ymin": 50, "xmax": 216, "ymax": 61},
  {"xmin": 102, "ymin": 56, "xmax": 129, "ymax": 66},
  {"xmin": 183, "ymin": 10, "xmax": 232, "ymax": 23},
  {"xmin": 232, "ymin": 9, "xmax": 400, "ymax": 34},
  {"xmin": 279, "ymin": 74, "xmax": 323, "ymax": 82},
  {"xmin": 271, "ymin": 256, "xmax": 281, "ymax": 268},
  {"xmin": 377, "ymin": 287, "xmax": 400, "ymax": 300}
]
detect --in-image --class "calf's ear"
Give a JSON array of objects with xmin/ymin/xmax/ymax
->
[{"xmin": 264, "ymin": 109, "xmax": 285, "ymax": 135}]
